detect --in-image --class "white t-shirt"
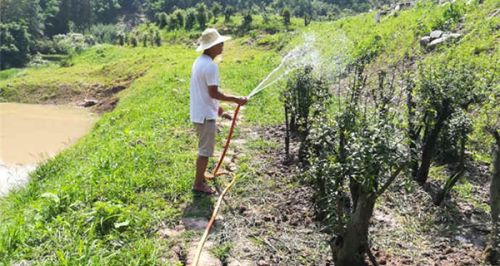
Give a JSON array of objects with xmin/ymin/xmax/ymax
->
[{"xmin": 189, "ymin": 54, "xmax": 220, "ymax": 123}]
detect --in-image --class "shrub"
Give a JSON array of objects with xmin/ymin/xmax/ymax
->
[
  {"xmin": 88, "ymin": 24, "xmax": 123, "ymax": 44},
  {"xmin": 53, "ymin": 33, "xmax": 90, "ymax": 54},
  {"xmin": 224, "ymin": 6, "xmax": 234, "ymax": 23},
  {"xmin": 196, "ymin": 3, "xmax": 208, "ymax": 29},
  {"xmin": 306, "ymin": 67, "xmax": 407, "ymax": 265},
  {"xmin": 157, "ymin": 12, "xmax": 168, "ymax": 29},
  {"xmin": 282, "ymin": 8, "xmax": 291, "ymax": 28},
  {"xmin": 283, "ymin": 66, "xmax": 329, "ymax": 161},
  {"xmin": 154, "ymin": 31, "xmax": 162, "ymax": 46},
  {"xmin": 185, "ymin": 8, "xmax": 197, "ymax": 30},
  {"xmin": 211, "ymin": 2, "xmax": 222, "ymax": 22},
  {"xmin": 0, "ymin": 23, "xmax": 31, "ymax": 70},
  {"xmin": 130, "ymin": 36, "xmax": 138, "ymax": 47}
]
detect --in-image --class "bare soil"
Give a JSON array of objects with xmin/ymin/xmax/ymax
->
[{"xmin": 157, "ymin": 120, "xmax": 493, "ymax": 265}]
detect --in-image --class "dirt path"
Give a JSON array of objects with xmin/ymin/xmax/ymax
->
[
  {"xmin": 210, "ymin": 125, "xmax": 331, "ymax": 265},
  {"xmin": 155, "ymin": 111, "xmax": 331, "ymax": 265}
]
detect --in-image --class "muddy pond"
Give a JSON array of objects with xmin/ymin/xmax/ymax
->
[{"xmin": 0, "ymin": 103, "xmax": 95, "ymax": 196}]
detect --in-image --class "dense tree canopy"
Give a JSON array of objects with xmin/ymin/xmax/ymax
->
[{"xmin": 0, "ymin": 0, "xmax": 389, "ymax": 69}]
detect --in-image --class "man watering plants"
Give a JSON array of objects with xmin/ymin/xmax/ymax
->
[{"xmin": 190, "ymin": 28, "xmax": 248, "ymax": 194}]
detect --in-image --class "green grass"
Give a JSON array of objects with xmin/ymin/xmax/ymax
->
[
  {"xmin": 1, "ymin": 0, "xmax": 498, "ymax": 263},
  {"xmin": 0, "ymin": 68, "xmax": 24, "ymax": 81},
  {"xmin": 0, "ymin": 45, "xmax": 155, "ymax": 103},
  {"xmin": 0, "ymin": 40, "xmax": 282, "ymax": 264}
]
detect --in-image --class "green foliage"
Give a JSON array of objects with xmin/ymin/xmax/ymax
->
[
  {"xmin": 284, "ymin": 66, "xmax": 329, "ymax": 161},
  {"xmin": 435, "ymin": 110, "xmax": 473, "ymax": 163},
  {"xmin": 185, "ymin": 8, "xmax": 197, "ymax": 30},
  {"xmin": 224, "ymin": 6, "xmax": 235, "ymax": 23},
  {"xmin": 211, "ymin": 2, "xmax": 222, "ymax": 22},
  {"xmin": 129, "ymin": 35, "xmax": 138, "ymax": 47},
  {"xmin": 167, "ymin": 9, "xmax": 185, "ymax": 30},
  {"xmin": 0, "ymin": 42, "xmax": 281, "ymax": 263},
  {"xmin": 0, "ymin": 23, "xmax": 31, "ymax": 70},
  {"xmin": 241, "ymin": 12, "xmax": 253, "ymax": 32},
  {"xmin": 154, "ymin": 31, "xmax": 162, "ymax": 46},
  {"xmin": 157, "ymin": 12, "xmax": 168, "ymax": 29},
  {"xmin": 90, "ymin": 0, "xmax": 121, "ymax": 24},
  {"xmin": 432, "ymin": 1, "xmax": 466, "ymax": 31},
  {"xmin": 52, "ymin": 33, "xmax": 93, "ymax": 54},
  {"xmin": 117, "ymin": 32, "xmax": 125, "ymax": 46},
  {"xmin": 196, "ymin": 3, "xmax": 208, "ymax": 29},
  {"xmin": 88, "ymin": 23, "xmax": 122, "ymax": 44},
  {"xmin": 282, "ymin": 7, "xmax": 291, "ymax": 28}
]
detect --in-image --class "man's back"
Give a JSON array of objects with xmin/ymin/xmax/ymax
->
[{"xmin": 190, "ymin": 54, "xmax": 219, "ymax": 124}]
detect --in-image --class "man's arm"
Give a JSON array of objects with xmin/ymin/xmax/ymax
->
[{"xmin": 208, "ymin": 85, "xmax": 248, "ymax": 106}]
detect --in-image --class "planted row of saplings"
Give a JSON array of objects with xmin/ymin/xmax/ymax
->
[{"xmin": 282, "ymin": 56, "xmax": 498, "ymax": 265}]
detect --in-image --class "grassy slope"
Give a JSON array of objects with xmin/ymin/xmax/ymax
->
[
  {"xmin": 304, "ymin": 0, "xmax": 499, "ymax": 260},
  {"xmin": 0, "ymin": 39, "xmax": 282, "ymax": 264},
  {"xmin": 0, "ymin": 46, "xmax": 152, "ymax": 103},
  {"xmin": 0, "ymin": 0, "xmax": 498, "ymax": 264},
  {"xmin": 308, "ymin": 0, "xmax": 498, "ymax": 163}
]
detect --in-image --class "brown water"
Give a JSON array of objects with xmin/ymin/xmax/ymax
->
[{"xmin": 0, "ymin": 103, "xmax": 95, "ymax": 195}]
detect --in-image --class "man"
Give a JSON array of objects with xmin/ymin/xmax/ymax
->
[{"xmin": 190, "ymin": 28, "xmax": 248, "ymax": 194}]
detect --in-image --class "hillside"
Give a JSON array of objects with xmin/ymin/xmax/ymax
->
[{"xmin": 0, "ymin": 0, "xmax": 499, "ymax": 265}]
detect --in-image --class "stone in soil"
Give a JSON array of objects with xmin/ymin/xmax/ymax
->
[
  {"xmin": 227, "ymin": 258, "xmax": 254, "ymax": 266},
  {"xmin": 182, "ymin": 217, "xmax": 209, "ymax": 231},
  {"xmin": 186, "ymin": 241, "xmax": 222, "ymax": 266},
  {"xmin": 158, "ymin": 227, "xmax": 184, "ymax": 239}
]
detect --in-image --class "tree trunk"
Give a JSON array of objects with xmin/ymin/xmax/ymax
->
[
  {"xmin": 332, "ymin": 192, "xmax": 376, "ymax": 266},
  {"xmin": 415, "ymin": 125, "xmax": 441, "ymax": 185},
  {"xmin": 435, "ymin": 133, "xmax": 468, "ymax": 205},
  {"xmin": 488, "ymin": 131, "xmax": 500, "ymax": 265},
  {"xmin": 406, "ymin": 82, "xmax": 419, "ymax": 179},
  {"xmin": 415, "ymin": 101, "xmax": 451, "ymax": 185},
  {"xmin": 284, "ymin": 103, "xmax": 290, "ymax": 160}
]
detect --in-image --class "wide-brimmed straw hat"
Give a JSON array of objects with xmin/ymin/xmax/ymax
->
[{"xmin": 196, "ymin": 28, "xmax": 231, "ymax": 52}]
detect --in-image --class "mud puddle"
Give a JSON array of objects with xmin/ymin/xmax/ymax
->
[{"xmin": 0, "ymin": 103, "xmax": 95, "ymax": 196}]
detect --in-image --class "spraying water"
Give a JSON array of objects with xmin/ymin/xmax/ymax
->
[
  {"xmin": 246, "ymin": 30, "xmax": 352, "ymax": 99},
  {"xmin": 247, "ymin": 34, "xmax": 320, "ymax": 99}
]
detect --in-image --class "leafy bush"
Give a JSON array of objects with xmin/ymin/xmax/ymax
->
[
  {"xmin": 305, "ymin": 66, "xmax": 407, "ymax": 265},
  {"xmin": 283, "ymin": 66, "xmax": 329, "ymax": 161},
  {"xmin": 51, "ymin": 33, "xmax": 92, "ymax": 55},
  {"xmin": 185, "ymin": 8, "xmax": 197, "ymax": 30},
  {"xmin": 196, "ymin": 3, "xmax": 208, "ymax": 29},
  {"xmin": 412, "ymin": 58, "xmax": 489, "ymax": 185},
  {"xmin": 0, "ymin": 23, "xmax": 31, "ymax": 70},
  {"xmin": 431, "ymin": 1, "xmax": 466, "ymax": 31},
  {"xmin": 157, "ymin": 12, "xmax": 168, "ymax": 29},
  {"xmin": 88, "ymin": 24, "xmax": 123, "ymax": 44}
]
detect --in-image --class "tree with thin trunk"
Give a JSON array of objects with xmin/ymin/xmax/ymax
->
[
  {"xmin": 211, "ymin": 2, "xmax": 222, "ymax": 23},
  {"xmin": 486, "ymin": 113, "xmax": 500, "ymax": 264},
  {"xmin": 282, "ymin": 8, "xmax": 291, "ymax": 29},
  {"xmin": 488, "ymin": 129, "xmax": 500, "ymax": 264},
  {"xmin": 307, "ymin": 67, "xmax": 407, "ymax": 265},
  {"xmin": 412, "ymin": 61, "xmax": 483, "ymax": 186}
]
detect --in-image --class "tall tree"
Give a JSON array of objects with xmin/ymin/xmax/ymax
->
[
  {"xmin": 91, "ymin": 0, "xmax": 121, "ymax": 24},
  {"xmin": 195, "ymin": 3, "xmax": 208, "ymax": 29},
  {"xmin": 282, "ymin": 7, "xmax": 291, "ymax": 28},
  {"xmin": 224, "ymin": 6, "xmax": 234, "ymax": 23},
  {"xmin": 185, "ymin": 8, "xmax": 197, "ymax": 30},
  {"xmin": 0, "ymin": 23, "xmax": 31, "ymax": 69},
  {"xmin": 211, "ymin": 2, "xmax": 222, "ymax": 22}
]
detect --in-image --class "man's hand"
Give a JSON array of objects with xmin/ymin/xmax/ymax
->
[
  {"xmin": 235, "ymin": 96, "xmax": 248, "ymax": 106},
  {"xmin": 218, "ymin": 107, "xmax": 224, "ymax": 116},
  {"xmin": 208, "ymin": 85, "xmax": 249, "ymax": 106}
]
